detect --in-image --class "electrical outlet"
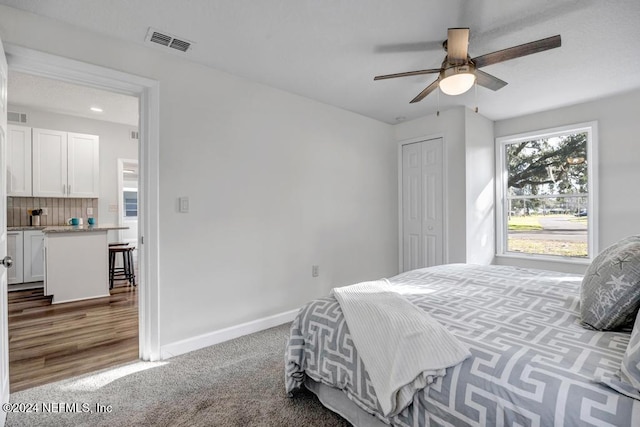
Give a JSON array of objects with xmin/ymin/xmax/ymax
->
[
  {"xmin": 87, "ymin": 207, "xmax": 94, "ymax": 215},
  {"xmin": 41, "ymin": 207, "xmax": 49, "ymax": 216},
  {"xmin": 312, "ymin": 265, "xmax": 319, "ymax": 277}
]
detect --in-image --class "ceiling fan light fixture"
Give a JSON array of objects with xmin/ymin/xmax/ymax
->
[{"xmin": 439, "ymin": 65, "xmax": 476, "ymax": 96}]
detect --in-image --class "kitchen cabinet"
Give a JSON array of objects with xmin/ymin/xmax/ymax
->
[
  {"xmin": 67, "ymin": 132, "xmax": 101, "ymax": 197},
  {"xmin": 44, "ymin": 225, "xmax": 127, "ymax": 304},
  {"xmin": 7, "ymin": 231, "xmax": 24, "ymax": 285},
  {"xmin": 32, "ymin": 128, "xmax": 99, "ymax": 198},
  {"xmin": 6, "ymin": 230, "xmax": 45, "ymax": 284},
  {"xmin": 7, "ymin": 124, "xmax": 32, "ymax": 197},
  {"xmin": 23, "ymin": 230, "xmax": 45, "ymax": 282}
]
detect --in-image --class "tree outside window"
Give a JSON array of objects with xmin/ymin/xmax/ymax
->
[{"xmin": 497, "ymin": 123, "xmax": 597, "ymax": 260}]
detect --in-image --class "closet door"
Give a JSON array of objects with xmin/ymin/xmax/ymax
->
[{"xmin": 402, "ymin": 138, "xmax": 444, "ymax": 271}]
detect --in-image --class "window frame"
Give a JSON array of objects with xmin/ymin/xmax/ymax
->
[{"xmin": 495, "ymin": 121, "xmax": 598, "ymax": 264}]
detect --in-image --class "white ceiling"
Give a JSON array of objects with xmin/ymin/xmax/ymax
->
[
  {"xmin": 8, "ymin": 71, "xmax": 139, "ymax": 126},
  {"xmin": 2, "ymin": 0, "xmax": 640, "ymax": 124}
]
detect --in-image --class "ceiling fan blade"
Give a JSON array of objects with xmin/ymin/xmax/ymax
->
[
  {"xmin": 410, "ymin": 79, "xmax": 440, "ymax": 103},
  {"xmin": 475, "ymin": 70, "xmax": 508, "ymax": 91},
  {"xmin": 447, "ymin": 28, "xmax": 470, "ymax": 65},
  {"xmin": 472, "ymin": 34, "xmax": 561, "ymax": 68},
  {"xmin": 374, "ymin": 69, "xmax": 440, "ymax": 81}
]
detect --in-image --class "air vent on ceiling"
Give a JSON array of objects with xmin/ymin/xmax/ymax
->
[
  {"xmin": 130, "ymin": 131, "xmax": 139, "ymax": 140},
  {"xmin": 7, "ymin": 111, "xmax": 27, "ymax": 123},
  {"xmin": 145, "ymin": 27, "xmax": 193, "ymax": 53}
]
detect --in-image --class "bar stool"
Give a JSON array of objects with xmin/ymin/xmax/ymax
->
[{"xmin": 108, "ymin": 243, "xmax": 136, "ymax": 289}]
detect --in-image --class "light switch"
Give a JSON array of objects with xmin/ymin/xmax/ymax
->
[
  {"xmin": 87, "ymin": 207, "xmax": 94, "ymax": 215},
  {"xmin": 179, "ymin": 197, "xmax": 189, "ymax": 213}
]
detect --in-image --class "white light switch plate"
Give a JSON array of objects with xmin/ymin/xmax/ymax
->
[
  {"xmin": 179, "ymin": 197, "xmax": 189, "ymax": 213},
  {"xmin": 87, "ymin": 207, "xmax": 94, "ymax": 215}
]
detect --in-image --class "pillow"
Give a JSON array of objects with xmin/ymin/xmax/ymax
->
[
  {"xmin": 580, "ymin": 235, "xmax": 640, "ymax": 330},
  {"xmin": 621, "ymin": 311, "xmax": 640, "ymax": 397},
  {"xmin": 598, "ymin": 309, "xmax": 640, "ymax": 400}
]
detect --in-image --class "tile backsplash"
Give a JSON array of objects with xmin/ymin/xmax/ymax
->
[{"xmin": 8, "ymin": 197, "xmax": 99, "ymax": 227}]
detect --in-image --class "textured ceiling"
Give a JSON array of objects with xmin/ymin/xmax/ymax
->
[
  {"xmin": 8, "ymin": 71, "xmax": 139, "ymax": 126},
  {"xmin": 1, "ymin": 0, "xmax": 639, "ymax": 124}
]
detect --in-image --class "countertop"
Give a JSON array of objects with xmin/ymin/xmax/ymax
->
[
  {"xmin": 8, "ymin": 225, "xmax": 128, "ymax": 233},
  {"xmin": 8, "ymin": 226, "xmax": 45, "ymax": 231}
]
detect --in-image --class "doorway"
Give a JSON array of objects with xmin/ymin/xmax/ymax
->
[
  {"xmin": 400, "ymin": 137, "xmax": 446, "ymax": 272},
  {"xmin": 117, "ymin": 159, "xmax": 139, "ymax": 247},
  {"xmin": 0, "ymin": 43, "xmax": 160, "ymax": 397}
]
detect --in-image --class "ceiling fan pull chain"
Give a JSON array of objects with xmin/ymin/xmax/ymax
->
[
  {"xmin": 474, "ymin": 80, "xmax": 479, "ymax": 113},
  {"xmin": 437, "ymin": 87, "xmax": 440, "ymax": 116}
]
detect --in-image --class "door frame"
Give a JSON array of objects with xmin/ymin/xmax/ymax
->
[
  {"xmin": 397, "ymin": 134, "xmax": 449, "ymax": 272},
  {"xmin": 4, "ymin": 44, "xmax": 161, "ymax": 361},
  {"xmin": 117, "ymin": 158, "xmax": 139, "ymax": 245}
]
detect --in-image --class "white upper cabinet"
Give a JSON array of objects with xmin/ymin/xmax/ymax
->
[
  {"xmin": 32, "ymin": 128, "xmax": 99, "ymax": 198},
  {"xmin": 32, "ymin": 128, "xmax": 67, "ymax": 197},
  {"xmin": 67, "ymin": 132, "xmax": 99, "ymax": 198},
  {"xmin": 7, "ymin": 124, "xmax": 32, "ymax": 197}
]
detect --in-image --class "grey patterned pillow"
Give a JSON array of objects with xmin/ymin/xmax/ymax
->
[
  {"xmin": 580, "ymin": 235, "xmax": 640, "ymax": 330},
  {"xmin": 597, "ymin": 310, "xmax": 640, "ymax": 400}
]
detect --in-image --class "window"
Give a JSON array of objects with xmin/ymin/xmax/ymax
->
[
  {"xmin": 123, "ymin": 189, "xmax": 138, "ymax": 218},
  {"xmin": 496, "ymin": 122, "xmax": 597, "ymax": 261}
]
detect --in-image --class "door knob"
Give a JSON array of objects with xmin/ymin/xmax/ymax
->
[{"xmin": 1, "ymin": 256, "xmax": 13, "ymax": 269}]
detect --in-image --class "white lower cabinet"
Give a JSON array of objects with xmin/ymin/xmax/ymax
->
[
  {"xmin": 7, "ymin": 231, "xmax": 24, "ymax": 284},
  {"xmin": 7, "ymin": 230, "xmax": 45, "ymax": 284},
  {"xmin": 23, "ymin": 230, "xmax": 45, "ymax": 282}
]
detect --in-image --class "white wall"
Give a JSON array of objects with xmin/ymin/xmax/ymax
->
[
  {"xmin": 394, "ymin": 107, "xmax": 467, "ymax": 263},
  {"xmin": 6, "ymin": 104, "xmax": 138, "ymax": 241},
  {"xmin": 494, "ymin": 88, "xmax": 640, "ymax": 273},
  {"xmin": 0, "ymin": 6, "xmax": 398, "ymax": 346},
  {"xmin": 464, "ymin": 109, "xmax": 495, "ymax": 264},
  {"xmin": 393, "ymin": 106, "xmax": 496, "ymax": 265}
]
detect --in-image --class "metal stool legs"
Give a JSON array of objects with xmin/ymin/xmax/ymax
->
[{"xmin": 109, "ymin": 245, "xmax": 136, "ymax": 289}]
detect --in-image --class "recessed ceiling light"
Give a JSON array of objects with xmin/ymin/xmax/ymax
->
[{"xmin": 90, "ymin": 107, "xmax": 103, "ymax": 113}]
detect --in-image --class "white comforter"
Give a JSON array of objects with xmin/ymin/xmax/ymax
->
[{"xmin": 332, "ymin": 279, "xmax": 471, "ymax": 416}]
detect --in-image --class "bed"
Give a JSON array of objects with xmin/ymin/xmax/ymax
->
[{"xmin": 285, "ymin": 264, "xmax": 640, "ymax": 426}]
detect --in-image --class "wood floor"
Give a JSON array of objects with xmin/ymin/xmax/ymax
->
[{"xmin": 8, "ymin": 284, "xmax": 138, "ymax": 392}]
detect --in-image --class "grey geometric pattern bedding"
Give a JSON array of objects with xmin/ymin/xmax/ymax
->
[{"xmin": 285, "ymin": 264, "xmax": 639, "ymax": 426}]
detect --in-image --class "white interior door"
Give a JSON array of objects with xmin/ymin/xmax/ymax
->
[
  {"xmin": 402, "ymin": 138, "xmax": 444, "ymax": 271},
  {"xmin": 0, "ymin": 35, "xmax": 11, "ymax": 426}
]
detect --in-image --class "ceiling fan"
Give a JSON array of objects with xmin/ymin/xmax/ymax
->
[{"xmin": 374, "ymin": 28, "xmax": 561, "ymax": 103}]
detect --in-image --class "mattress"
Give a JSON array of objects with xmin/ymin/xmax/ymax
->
[{"xmin": 285, "ymin": 264, "xmax": 640, "ymax": 426}]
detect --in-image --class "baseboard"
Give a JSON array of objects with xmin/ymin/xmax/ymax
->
[{"xmin": 160, "ymin": 308, "xmax": 299, "ymax": 359}]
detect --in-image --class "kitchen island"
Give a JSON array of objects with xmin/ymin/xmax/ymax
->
[{"xmin": 44, "ymin": 225, "xmax": 128, "ymax": 304}]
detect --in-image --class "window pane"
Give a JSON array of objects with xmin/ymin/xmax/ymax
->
[
  {"xmin": 507, "ymin": 196, "xmax": 588, "ymax": 257},
  {"xmin": 123, "ymin": 191, "xmax": 138, "ymax": 218},
  {"xmin": 506, "ymin": 132, "xmax": 587, "ymax": 196}
]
